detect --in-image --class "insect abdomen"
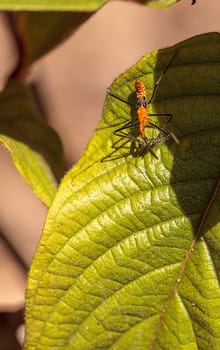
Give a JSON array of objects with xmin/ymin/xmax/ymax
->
[{"xmin": 135, "ymin": 79, "xmax": 146, "ymax": 100}]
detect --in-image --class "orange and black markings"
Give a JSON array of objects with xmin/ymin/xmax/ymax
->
[{"xmin": 108, "ymin": 51, "xmax": 179, "ymax": 153}]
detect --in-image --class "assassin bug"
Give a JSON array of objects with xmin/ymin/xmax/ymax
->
[{"xmin": 107, "ymin": 51, "xmax": 178, "ymax": 152}]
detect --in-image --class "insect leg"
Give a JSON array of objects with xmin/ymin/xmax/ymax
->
[
  {"xmin": 148, "ymin": 121, "xmax": 169, "ymax": 136},
  {"xmin": 148, "ymin": 120, "xmax": 179, "ymax": 144},
  {"xmin": 149, "ymin": 113, "xmax": 173, "ymax": 128},
  {"xmin": 148, "ymin": 51, "xmax": 178, "ymax": 105},
  {"xmin": 107, "ymin": 88, "xmax": 136, "ymax": 107},
  {"xmin": 114, "ymin": 119, "xmax": 139, "ymax": 140}
]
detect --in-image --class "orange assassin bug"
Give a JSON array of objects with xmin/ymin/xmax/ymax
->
[{"xmin": 107, "ymin": 51, "xmax": 178, "ymax": 152}]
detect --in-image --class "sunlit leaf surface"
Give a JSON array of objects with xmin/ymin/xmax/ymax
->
[
  {"xmin": 25, "ymin": 33, "xmax": 220, "ymax": 349},
  {"xmin": 0, "ymin": 0, "xmax": 107, "ymax": 10}
]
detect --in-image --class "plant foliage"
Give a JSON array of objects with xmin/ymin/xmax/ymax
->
[{"xmin": 24, "ymin": 33, "xmax": 220, "ymax": 349}]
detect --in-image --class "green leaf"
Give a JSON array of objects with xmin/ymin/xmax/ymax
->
[
  {"xmin": 0, "ymin": 0, "xmax": 182, "ymax": 10},
  {"xmin": 0, "ymin": 135, "xmax": 57, "ymax": 207},
  {"xmin": 24, "ymin": 33, "xmax": 220, "ymax": 349},
  {"xmin": 133, "ymin": 0, "xmax": 178, "ymax": 8},
  {"xmin": 0, "ymin": 81, "xmax": 64, "ymax": 206},
  {"xmin": 128, "ymin": 0, "xmax": 196, "ymax": 8},
  {"xmin": 16, "ymin": 12, "xmax": 93, "ymax": 68},
  {"xmin": 0, "ymin": 0, "xmax": 107, "ymax": 10}
]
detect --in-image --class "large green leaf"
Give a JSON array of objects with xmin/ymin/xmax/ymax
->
[
  {"xmin": 0, "ymin": 0, "xmax": 183, "ymax": 10},
  {"xmin": 0, "ymin": 0, "xmax": 107, "ymax": 10},
  {"xmin": 25, "ymin": 33, "xmax": 220, "ymax": 349},
  {"xmin": 0, "ymin": 81, "xmax": 64, "ymax": 206}
]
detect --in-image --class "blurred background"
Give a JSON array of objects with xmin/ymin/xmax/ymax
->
[{"xmin": 0, "ymin": 0, "xmax": 219, "ymax": 348}]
